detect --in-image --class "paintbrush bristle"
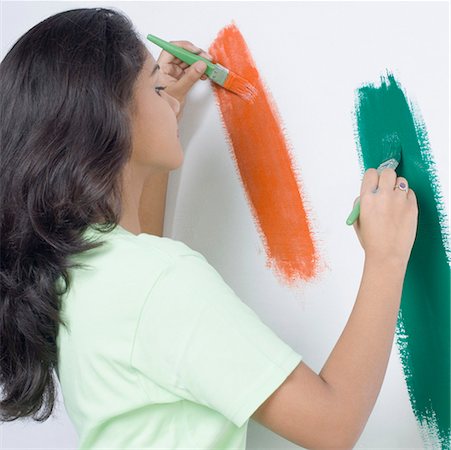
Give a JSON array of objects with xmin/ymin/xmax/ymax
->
[
  {"xmin": 376, "ymin": 133, "xmax": 402, "ymax": 174},
  {"xmin": 222, "ymin": 70, "xmax": 258, "ymax": 102},
  {"xmin": 381, "ymin": 133, "xmax": 402, "ymax": 163}
]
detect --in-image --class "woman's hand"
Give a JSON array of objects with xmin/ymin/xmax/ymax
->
[
  {"xmin": 156, "ymin": 40, "xmax": 213, "ymax": 121},
  {"xmin": 353, "ymin": 168, "xmax": 418, "ymax": 265}
]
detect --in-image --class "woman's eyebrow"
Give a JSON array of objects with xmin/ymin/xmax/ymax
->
[{"xmin": 151, "ymin": 64, "xmax": 160, "ymax": 76}]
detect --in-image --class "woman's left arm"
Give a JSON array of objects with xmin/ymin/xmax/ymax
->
[{"xmin": 138, "ymin": 40, "xmax": 211, "ymax": 236}]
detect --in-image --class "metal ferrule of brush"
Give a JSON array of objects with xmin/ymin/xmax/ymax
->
[
  {"xmin": 376, "ymin": 158, "xmax": 399, "ymax": 174},
  {"xmin": 209, "ymin": 63, "xmax": 229, "ymax": 86}
]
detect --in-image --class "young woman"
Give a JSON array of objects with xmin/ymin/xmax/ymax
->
[{"xmin": 0, "ymin": 7, "xmax": 418, "ymax": 450}]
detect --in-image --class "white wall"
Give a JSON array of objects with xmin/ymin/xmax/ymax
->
[{"xmin": 1, "ymin": 1, "xmax": 448, "ymax": 449}]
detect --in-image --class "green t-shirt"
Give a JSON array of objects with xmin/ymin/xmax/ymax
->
[{"xmin": 56, "ymin": 224, "xmax": 302, "ymax": 449}]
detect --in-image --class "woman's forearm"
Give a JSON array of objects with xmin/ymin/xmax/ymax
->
[
  {"xmin": 319, "ymin": 255, "xmax": 407, "ymax": 447},
  {"xmin": 138, "ymin": 171, "xmax": 169, "ymax": 237}
]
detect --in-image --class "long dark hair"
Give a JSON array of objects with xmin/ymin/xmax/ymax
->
[{"xmin": 0, "ymin": 7, "xmax": 147, "ymax": 421}]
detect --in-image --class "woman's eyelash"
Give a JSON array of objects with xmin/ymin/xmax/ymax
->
[{"xmin": 155, "ymin": 86, "xmax": 166, "ymax": 96}]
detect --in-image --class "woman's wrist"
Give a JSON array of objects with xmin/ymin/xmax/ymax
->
[{"xmin": 364, "ymin": 251, "xmax": 409, "ymax": 275}]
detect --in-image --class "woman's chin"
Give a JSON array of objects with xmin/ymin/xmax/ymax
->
[
  {"xmin": 146, "ymin": 143, "xmax": 184, "ymax": 172},
  {"xmin": 167, "ymin": 145, "xmax": 184, "ymax": 171}
]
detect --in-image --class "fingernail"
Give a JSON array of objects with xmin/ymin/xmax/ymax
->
[{"xmin": 195, "ymin": 61, "xmax": 207, "ymax": 73}]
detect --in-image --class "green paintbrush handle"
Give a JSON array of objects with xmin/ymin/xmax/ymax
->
[
  {"xmin": 146, "ymin": 34, "xmax": 217, "ymax": 78},
  {"xmin": 346, "ymin": 198, "xmax": 361, "ymax": 225}
]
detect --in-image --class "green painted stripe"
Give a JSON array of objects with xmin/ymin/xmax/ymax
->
[{"xmin": 354, "ymin": 73, "xmax": 450, "ymax": 448}]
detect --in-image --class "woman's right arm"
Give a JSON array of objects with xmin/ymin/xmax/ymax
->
[{"xmin": 251, "ymin": 167, "xmax": 419, "ymax": 449}]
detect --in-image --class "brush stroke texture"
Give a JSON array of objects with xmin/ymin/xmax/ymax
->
[
  {"xmin": 209, "ymin": 23, "xmax": 320, "ymax": 286},
  {"xmin": 354, "ymin": 73, "xmax": 450, "ymax": 449}
]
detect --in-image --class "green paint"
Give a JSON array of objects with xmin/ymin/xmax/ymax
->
[{"xmin": 354, "ymin": 73, "xmax": 450, "ymax": 448}]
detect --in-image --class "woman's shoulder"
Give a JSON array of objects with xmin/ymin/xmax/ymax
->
[
  {"xmin": 135, "ymin": 232, "xmax": 205, "ymax": 263},
  {"xmin": 83, "ymin": 223, "xmax": 205, "ymax": 265}
]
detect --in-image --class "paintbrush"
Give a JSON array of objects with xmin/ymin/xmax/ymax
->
[
  {"xmin": 146, "ymin": 34, "xmax": 258, "ymax": 102},
  {"xmin": 346, "ymin": 134, "xmax": 402, "ymax": 225}
]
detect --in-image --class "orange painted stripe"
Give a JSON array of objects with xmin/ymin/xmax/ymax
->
[{"xmin": 209, "ymin": 24, "xmax": 321, "ymax": 285}]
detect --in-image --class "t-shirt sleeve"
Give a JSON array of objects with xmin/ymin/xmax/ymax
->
[{"xmin": 130, "ymin": 251, "xmax": 303, "ymax": 428}]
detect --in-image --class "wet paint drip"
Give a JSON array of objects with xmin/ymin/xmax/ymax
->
[
  {"xmin": 208, "ymin": 23, "xmax": 321, "ymax": 286},
  {"xmin": 354, "ymin": 73, "xmax": 450, "ymax": 448}
]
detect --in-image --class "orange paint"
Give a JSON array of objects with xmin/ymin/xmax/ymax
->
[{"xmin": 209, "ymin": 23, "xmax": 320, "ymax": 286}]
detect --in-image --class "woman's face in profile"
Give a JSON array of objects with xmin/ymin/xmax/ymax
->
[{"xmin": 129, "ymin": 51, "xmax": 183, "ymax": 175}]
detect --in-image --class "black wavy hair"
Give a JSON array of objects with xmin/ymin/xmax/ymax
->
[{"xmin": 0, "ymin": 7, "xmax": 147, "ymax": 421}]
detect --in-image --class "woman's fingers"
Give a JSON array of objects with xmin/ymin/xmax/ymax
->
[
  {"xmin": 166, "ymin": 60, "xmax": 207, "ymax": 100},
  {"xmin": 156, "ymin": 40, "xmax": 212, "ymax": 84},
  {"xmin": 157, "ymin": 40, "xmax": 212, "ymax": 65},
  {"xmin": 360, "ymin": 168, "xmax": 379, "ymax": 197},
  {"xmin": 360, "ymin": 167, "xmax": 410, "ymax": 207},
  {"xmin": 169, "ymin": 40, "xmax": 213, "ymax": 61},
  {"xmin": 393, "ymin": 176, "xmax": 409, "ymax": 194},
  {"xmin": 162, "ymin": 63, "xmax": 184, "ymax": 80},
  {"xmin": 156, "ymin": 40, "xmax": 212, "ymax": 104},
  {"xmin": 378, "ymin": 167, "xmax": 397, "ymax": 192}
]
